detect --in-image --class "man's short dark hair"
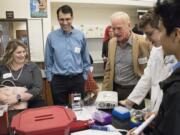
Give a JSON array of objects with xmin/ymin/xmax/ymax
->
[
  {"xmin": 57, "ymin": 5, "xmax": 73, "ymax": 19},
  {"xmin": 155, "ymin": 0, "xmax": 180, "ymax": 35},
  {"xmin": 139, "ymin": 9, "xmax": 159, "ymax": 29}
]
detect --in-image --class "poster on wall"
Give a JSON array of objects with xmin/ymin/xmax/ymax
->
[{"xmin": 30, "ymin": 0, "xmax": 47, "ymax": 18}]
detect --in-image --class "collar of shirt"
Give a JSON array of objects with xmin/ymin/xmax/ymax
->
[
  {"xmin": 127, "ymin": 33, "xmax": 133, "ymax": 46},
  {"xmin": 173, "ymin": 61, "xmax": 180, "ymax": 71},
  {"xmin": 117, "ymin": 33, "xmax": 133, "ymax": 47},
  {"xmin": 59, "ymin": 26, "xmax": 75, "ymax": 35}
]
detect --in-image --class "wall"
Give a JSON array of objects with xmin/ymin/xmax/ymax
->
[
  {"xmin": 0, "ymin": 0, "xmax": 51, "ymax": 58},
  {"xmin": 0, "ymin": 0, "xmax": 30, "ymax": 18},
  {"xmin": 0, "ymin": 0, "xmax": 154, "ymax": 62},
  {"xmin": 51, "ymin": 3, "xmax": 138, "ymax": 27},
  {"xmin": 50, "ymin": 1, "xmax": 151, "ymax": 76},
  {"xmin": 50, "ymin": 2, "xmax": 150, "ymax": 61},
  {"xmin": 0, "ymin": 0, "xmax": 51, "ymax": 40}
]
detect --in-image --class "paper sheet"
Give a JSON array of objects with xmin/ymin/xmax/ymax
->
[
  {"xmin": 71, "ymin": 129, "xmax": 122, "ymax": 135},
  {"xmin": 74, "ymin": 106, "xmax": 97, "ymax": 120}
]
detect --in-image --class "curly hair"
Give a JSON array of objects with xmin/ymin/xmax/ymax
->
[
  {"xmin": 2, "ymin": 39, "xmax": 29, "ymax": 66},
  {"xmin": 155, "ymin": 0, "xmax": 180, "ymax": 35}
]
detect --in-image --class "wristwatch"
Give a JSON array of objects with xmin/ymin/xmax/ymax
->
[{"xmin": 16, "ymin": 94, "xmax": 22, "ymax": 103}]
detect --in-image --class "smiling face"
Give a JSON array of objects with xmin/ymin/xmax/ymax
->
[
  {"xmin": 58, "ymin": 11, "xmax": 73, "ymax": 32},
  {"xmin": 12, "ymin": 46, "xmax": 27, "ymax": 65}
]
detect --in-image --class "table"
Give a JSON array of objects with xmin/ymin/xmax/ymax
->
[
  {"xmin": 74, "ymin": 106, "xmax": 131, "ymax": 135},
  {"xmin": 7, "ymin": 106, "xmax": 131, "ymax": 135}
]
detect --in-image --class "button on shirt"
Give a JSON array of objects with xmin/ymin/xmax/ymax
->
[
  {"xmin": 45, "ymin": 28, "xmax": 91, "ymax": 81},
  {"xmin": 114, "ymin": 35, "xmax": 139, "ymax": 86}
]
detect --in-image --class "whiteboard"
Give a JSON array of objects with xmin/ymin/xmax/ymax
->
[{"xmin": 28, "ymin": 19, "xmax": 44, "ymax": 62}]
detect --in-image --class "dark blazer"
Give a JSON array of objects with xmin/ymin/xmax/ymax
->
[{"xmin": 153, "ymin": 67, "xmax": 180, "ymax": 135}]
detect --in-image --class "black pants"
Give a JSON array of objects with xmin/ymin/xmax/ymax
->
[
  {"xmin": 113, "ymin": 83, "xmax": 145, "ymax": 109},
  {"xmin": 113, "ymin": 83, "xmax": 136, "ymax": 100},
  {"xmin": 50, "ymin": 74, "xmax": 85, "ymax": 106}
]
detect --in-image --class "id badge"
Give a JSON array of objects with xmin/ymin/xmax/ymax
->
[
  {"xmin": 3, "ymin": 73, "xmax": 12, "ymax": 79},
  {"xmin": 74, "ymin": 47, "xmax": 81, "ymax": 54}
]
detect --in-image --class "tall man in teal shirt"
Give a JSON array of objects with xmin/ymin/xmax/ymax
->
[{"xmin": 45, "ymin": 5, "xmax": 91, "ymax": 105}]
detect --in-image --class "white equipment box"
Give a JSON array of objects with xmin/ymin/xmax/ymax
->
[{"xmin": 95, "ymin": 91, "xmax": 118, "ymax": 109}]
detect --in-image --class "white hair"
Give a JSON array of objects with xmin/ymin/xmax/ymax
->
[{"xmin": 110, "ymin": 11, "xmax": 130, "ymax": 23}]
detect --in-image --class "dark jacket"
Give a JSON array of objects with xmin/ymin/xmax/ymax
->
[
  {"xmin": 102, "ymin": 39, "xmax": 109, "ymax": 58},
  {"xmin": 153, "ymin": 67, "xmax": 180, "ymax": 135},
  {"xmin": 0, "ymin": 62, "xmax": 45, "ymax": 108}
]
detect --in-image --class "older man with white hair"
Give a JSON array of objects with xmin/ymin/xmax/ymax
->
[{"xmin": 102, "ymin": 11, "xmax": 151, "ymax": 104}]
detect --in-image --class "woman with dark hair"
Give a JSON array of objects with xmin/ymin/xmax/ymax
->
[
  {"xmin": 127, "ymin": 0, "xmax": 180, "ymax": 135},
  {"xmin": 0, "ymin": 39, "xmax": 45, "ymax": 108}
]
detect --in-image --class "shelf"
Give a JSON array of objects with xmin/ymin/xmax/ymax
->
[{"xmin": 53, "ymin": 24, "xmax": 105, "ymax": 38}]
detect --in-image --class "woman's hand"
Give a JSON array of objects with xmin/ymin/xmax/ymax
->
[
  {"xmin": 4, "ymin": 95, "xmax": 18, "ymax": 105},
  {"xmin": 3, "ymin": 91, "xmax": 33, "ymax": 106},
  {"xmin": 20, "ymin": 92, "xmax": 33, "ymax": 102},
  {"xmin": 13, "ymin": 87, "xmax": 32, "ymax": 103},
  {"xmin": 103, "ymin": 57, "xmax": 108, "ymax": 62},
  {"xmin": 0, "ymin": 93, "xmax": 9, "ymax": 103},
  {"xmin": 119, "ymin": 99, "xmax": 135, "ymax": 108}
]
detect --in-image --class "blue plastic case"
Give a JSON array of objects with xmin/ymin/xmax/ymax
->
[{"xmin": 112, "ymin": 106, "xmax": 130, "ymax": 120}]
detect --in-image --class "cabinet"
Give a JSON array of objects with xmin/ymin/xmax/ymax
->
[
  {"xmin": 0, "ymin": 19, "xmax": 29, "ymax": 58},
  {"xmin": 37, "ymin": 64, "xmax": 54, "ymax": 106},
  {"xmin": 42, "ymin": 79, "xmax": 53, "ymax": 105},
  {"xmin": 0, "ymin": 19, "xmax": 44, "ymax": 62}
]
